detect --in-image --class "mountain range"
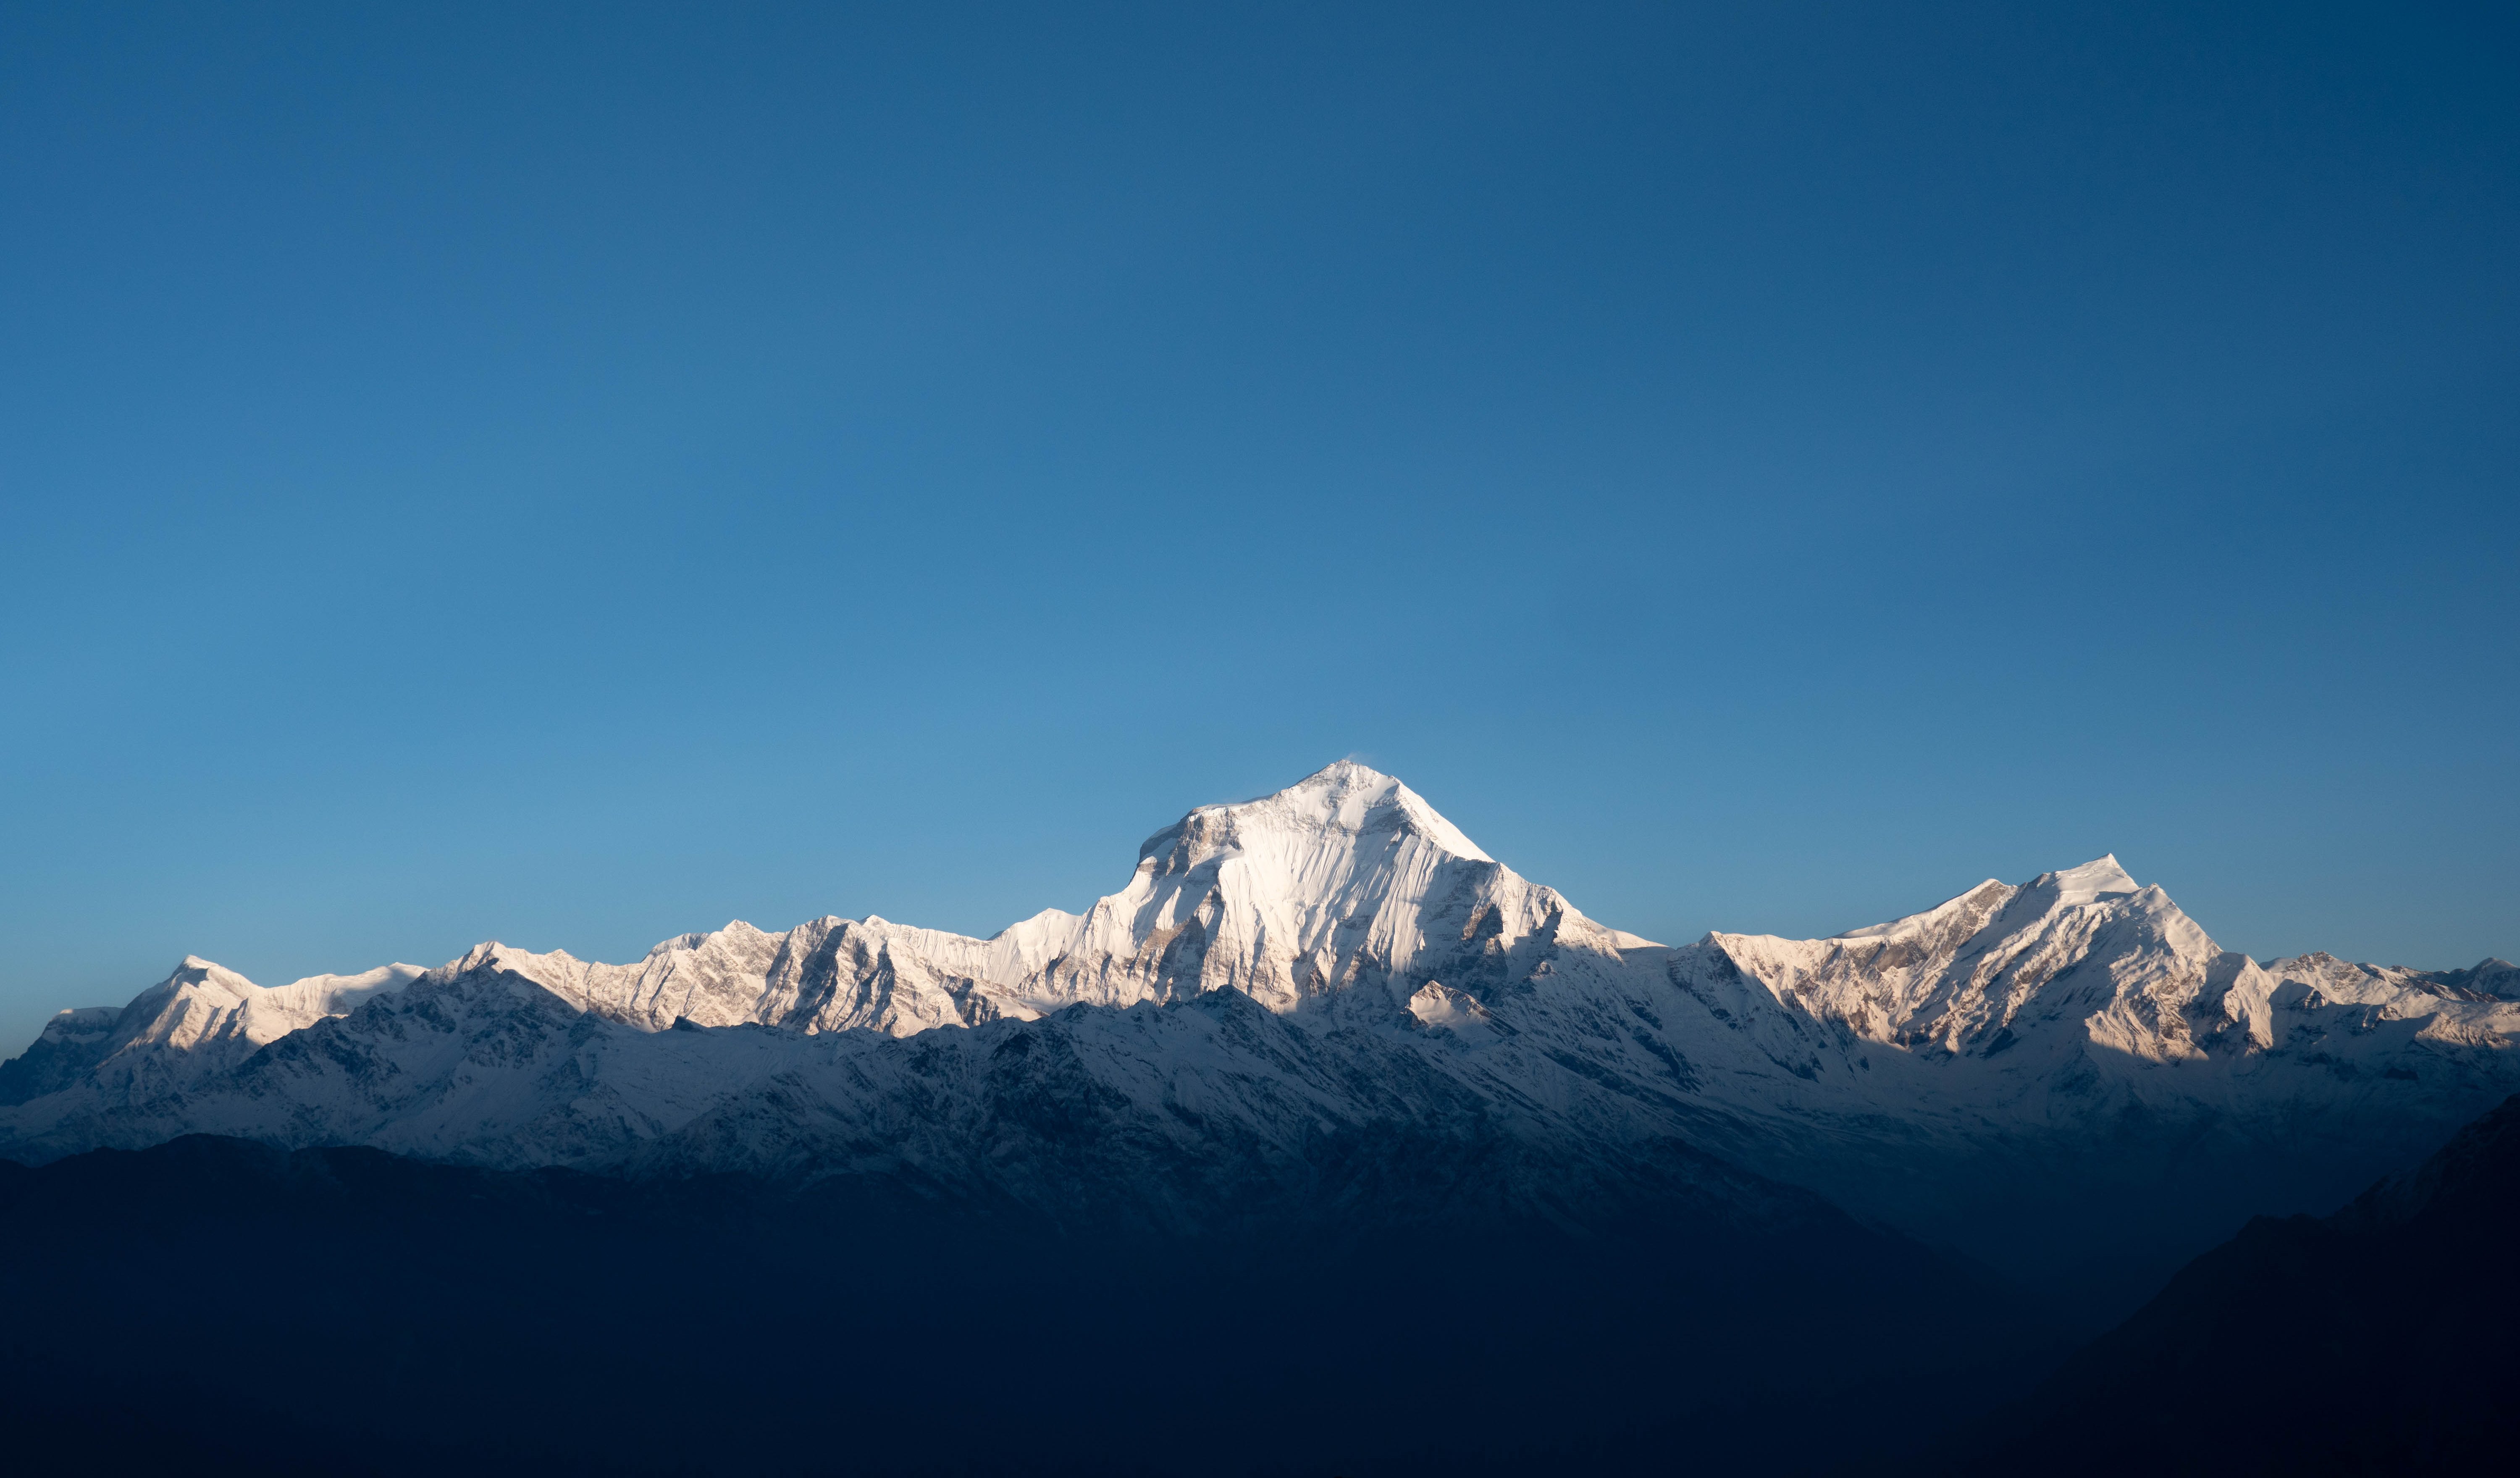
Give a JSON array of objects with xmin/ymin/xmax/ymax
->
[{"xmin": 7, "ymin": 760, "xmax": 2512, "ymax": 1307}]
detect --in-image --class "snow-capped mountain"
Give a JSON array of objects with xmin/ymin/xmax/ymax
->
[
  {"xmin": 4, "ymin": 762, "xmax": 2513, "ymax": 1279},
  {"xmin": 0, "ymin": 957, "xmax": 423, "ymax": 1105}
]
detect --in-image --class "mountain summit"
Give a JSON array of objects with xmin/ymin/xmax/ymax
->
[{"xmin": 3, "ymin": 762, "xmax": 2513, "ymax": 1291}]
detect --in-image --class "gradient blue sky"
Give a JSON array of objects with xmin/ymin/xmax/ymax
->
[{"xmin": 4, "ymin": 2, "xmax": 2515, "ymax": 1049}]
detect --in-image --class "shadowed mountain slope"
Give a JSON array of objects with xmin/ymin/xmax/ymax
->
[
  {"xmin": 1941, "ymin": 1091, "xmax": 2520, "ymax": 1476},
  {"xmin": 0, "ymin": 1133, "xmax": 2050, "ymax": 1478}
]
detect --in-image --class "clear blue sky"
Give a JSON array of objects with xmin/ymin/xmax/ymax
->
[{"xmin": 4, "ymin": 2, "xmax": 2514, "ymax": 1048}]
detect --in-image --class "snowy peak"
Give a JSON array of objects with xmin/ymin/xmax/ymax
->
[
  {"xmin": 159, "ymin": 955, "xmax": 259, "ymax": 1002},
  {"xmin": 2444, "ymin": 958, "xmax": 2520, "ymax": 1001},
  {"xmin": 0, "ymin": 1007, "xmax": 121, "ymax": 1107},
  {"xmin": 2026, "ymin": 854, "xmax": 2142, "ymax": 905},
  {"xmin": 1833, "ymin": 879, "xmax": 2013, "ymax": 943},
  {"xmin": 1708, "ymin": 854, "xmax": 2221, "ymax": 1062},
  {"xmin": 2256, "ymin": 951, "xmax": 2520, "ymax": 1010},
  {"xmin": 1695, "ymin": 848, "xmax": 2518, "ymax": 1085},
  {"xmin": 118, "ymin": 957, "xmax": 424, "ymax": 1053},
  {"xmin": 0, "ymin": 955, "xmax": 428, "ymax": 1108},
  {"xmin": 1011, "ymin": 760, "xmax": 1610, "ymax": 1017},
  {"xmin": 1275, "ymin": 761, "xmax": 1489, "ymax": 863},
  {"xmin": 1139, "ymin": 762, "xmax": 1494, "ymax": 870},
  {"xmin": 1825, "ymin": 857, "xmax": 2139, "ymax": 947}
]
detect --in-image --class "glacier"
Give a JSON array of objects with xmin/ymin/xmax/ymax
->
[{"xmin": 5, "ymin": 760, "xmax": 2513, "ymax": 1291}]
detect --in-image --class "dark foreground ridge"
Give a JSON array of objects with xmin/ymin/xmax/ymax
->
[
  {"xmin": 0, "ymin": 1134, "xmax": 2056, "ymax": 1478},
  {"xmin": 1938, "ymin": 1091, "xmax": 2520, "ymax": 1477}
]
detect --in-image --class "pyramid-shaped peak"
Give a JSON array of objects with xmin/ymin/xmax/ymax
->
[
  {"xmin": 165, "ymin": 957, "xmax": 256, "ymax": 995},
  {"xmin": 1242, "ymin": 762, "xmax": 1491, "ymax": 861},
  {"xmin": 1145, "ymin": 762, "xmax": 1493, "ymax": 865},
  {"xmin": 1276, "ymin": 760, "xmax": 1415, "ymax": 810},
  {"xmin": 2035, "ymin": 855, "xmax": 2141, "ymax": 902}
]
